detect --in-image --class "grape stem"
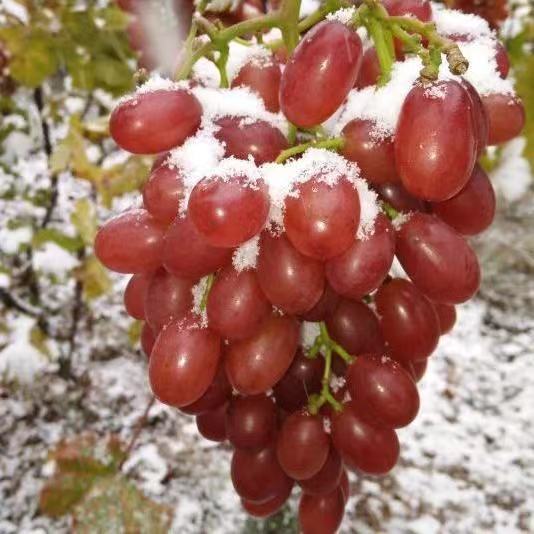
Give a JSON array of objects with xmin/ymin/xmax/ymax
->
[
  {"xmin": 382, "ymin": 201, "xmax": 399, "ymax": 220},
  {"xmin": 306, "ymin": 322, "xmax": 355, "ymax": 414},
  {"xmin": 200, "ymin": 274, "xmax": 215, "ymax": 311},
  {"xmin": 275, "ymin": 137, "xmax": 344, "ymax": 163}
]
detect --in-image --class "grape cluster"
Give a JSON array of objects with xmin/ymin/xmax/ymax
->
[{"xmin": 96, "ymin": 1, "xmax": 524, "ymax": 531}]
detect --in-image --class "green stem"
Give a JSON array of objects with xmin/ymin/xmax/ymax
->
[
  {"xmin": 280, "ymin": 0, "xmax": 302, "ymax": 53},
  {"xmin": 365, "ymin": 15, "xmax": 394, "ymax": 85},
  {"xmin": 275, "ymin": 137, "xmax": 344, "ymax": 164},
  {"xmin": 216, "ymin": 44, "xmax": 230, "ymax": 87},
  {"xmin": 382, "ymin": 201, "xmax": 399, "ymax": 220},
  {"xmin": 200, "ymin": 274, "xmax": 215, "ymax": 311}
]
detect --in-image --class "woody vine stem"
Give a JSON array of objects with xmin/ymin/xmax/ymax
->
[{"xmin": 172, "ymin": 0, "xmax": 469, "ymax": 413}]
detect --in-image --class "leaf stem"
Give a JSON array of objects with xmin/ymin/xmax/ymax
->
[{"xmin": 275, "ymin": 137, "xmax": 344, "ymax": 163}]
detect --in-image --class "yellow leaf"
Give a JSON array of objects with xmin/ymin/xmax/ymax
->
[
  {"xmin": 74, "ymin": 255, "xmax": 112, "ymax": 301},
  {"xmin": 70, "ymin": 199, "xmax": 97, "ymax": 246}
]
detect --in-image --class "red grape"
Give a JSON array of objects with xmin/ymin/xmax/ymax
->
[
  {"xmin": 225, "ymin": 314, "xmax": 299, "ymax": 395},
  {"xmin": 326, "ymin": 213, "xmax": 395, "ymax": 300},
  {"xmin": 280, "ymin": 21, "xmax": 363, "ymax": 127},
  {"xmin": 241, "ymin": 480, "xmax": 293, "ymax": 517},
  {"xmin": 284, "ymin": 177, "xmax": 360, "ymax": 260},
  {"xmin": 196, "ymin": 403, "xmax": 227, "ymax": 442},
  {"xmin": 299, "ymin": 487, "xmax": 345, "ymax": 534},
  {"xmin": 231, "ymin": 445, "xmax": 291, "ymax": 503},
  {"xmin": 395, "ymin": 213, "xmax": 481, "ymax": 303},
  {"xmin": 354, "ymin": 47, "xmax": 381, "ymax": 89},
  {"xmin": 214, "ymin": 117, "xmax": 288, "ymax": 164},
  {"xmin": 140, "ymin": 322, "xmax": 155, "ymax": 358},
  {"xmin": 276, "ymin": 411, "xmax": 330, "ymax": 480},
  {"xmin": 231, "ymin": 57, "xmax": 282, "ymax": 112},
  {"xmin": 149, "ymin": 315, "xmax": 221, "ymax": 407},
  {"xmin": 188, "ymin": 174, "xmax": 269, "ymax": 248},
  {"xmin": 110, "ymin": 89, "xmax": 202, "ymax": 154},
  {"xmin": 326, "ymin": 299, "xmax": 385, "ymax": 356},
  {"xmin": 403, "ymin": 359, "xmax": 428, "ymax": 383},
  {"xmin": 162, "ymin": 216, "xmax": 233, "ymax": 280},
  {"xmin": 207, "ymin": 266, "xmax": 271, "ymax": 340},
  {"xmin": 124, "ymin": 273, "xmax": 152, "ymax": 320},
  {"xmin": 462, "ymin": 79, "xmax": 489, "ymax": 155},
  {"xmin": 144, "ymin": 269, "xmax": 193, "ymax": 332},
  {"xmin": 346, "ymin": 354, "xmax": 420, "ymax": 428},
  {"xmin": 256, "ymin": 232, "xmax": 325, "ymax": 314},
  {"xmin": 482, "ymin": 93, "xmax": 526, "ymax": 145},
  {"xmin": 142, "ymin": 164, "xmax": 185, "ymax": 224},
  {"xmin": 331, "ymin": 401, "xmax": 399, "ymax": 475},
  {"xmin": 395, "ymin": 80, "xmax": 477, "ymax": 201},
  {"xmin": 181, "ymin": 364, "xmax": 232, "ymax": 415},
  {"xmin": 382, "ymin": 0, "xmax": 431, "ymax": 19},
  {"xmin": 95, "ymin": 209, "xmax": 166, "ymax": 274},
  {"xmin": 433, "ymin": 302, "xmax": 457, "ymax": 335},
  {"xmin": 226, "ymin": 394, "xmax": 277, "ymax": 449},
  {"xmin": 431, "ymin": 164, "xmax": 496, "ymax": 235},
  {"xmin": 494, "ymin": 42, "xmax": 510, "ymax": 78},
  {"xmin": 341, "ymin": 120, "xmax": 398, "ymax": 185},
  {"xmin": 301, "ymin": 284, "xmax": 340, "ymax": 322},
  {"xmin": 273, "ymin": 349, "xmax": 324, "ymax": 412},
  {"xmin": 376, "ymin": 182, "xmax": 428, "ymax": 213},
  {"xmin": 299, "ymin": 448, "xmax": 343, "ymax": 496},
  {"xmin": 375, "ymin": 278, "xmax": 440, "ymax": 363}
]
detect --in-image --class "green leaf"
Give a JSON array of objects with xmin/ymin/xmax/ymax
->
[
  {"xmin": 128, "ymin": 320, "xmax": 142, "ymax": 346},
  {"xmin": 32, "ymin": 228, "xmax": 84, "ymax": 254},
  {"xmin": 71, "ymin": 199, "xmax": 97, "ymax": 246},
  {"xmin": 72, "ymin": 476, "xmax": 173, "ymax": 533},
  {"xmin": 74, "ymin": 255, "xmax": 112, "ymax": 301}
]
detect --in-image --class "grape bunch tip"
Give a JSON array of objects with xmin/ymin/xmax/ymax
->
[{"xmin": 99, "ymin": 0, "xmax": 525, "ymax": 530}]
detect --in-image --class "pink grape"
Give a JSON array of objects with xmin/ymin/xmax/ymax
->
[
  {"xmin": 124, "ymin": 273, "xmax": 152, "ymax": 320},
  {"xmin": 94, "ymin": 209, "xmax": 166, "ymax": 274},
  {"xmin": 188, "ymin": 174, "xmax": 269, "ymax": 248},
  {"xmin": 110, "ymin": 89, "xmax": 201, "ymax": 154},
  {"xmin": 482, "ymin": 93, "xmax": 526, "ymax": 145},
  {"xmin": 280, "ymin": 21, "xmax": 363, "ymax": 127},
  {"xmin": 256, "ymin": 232, "xmax": 325, "ymax": 314},
  {"xmin": 142, "ymin": 164, "xmax": 184, "ymax": 224},
  {"xmin": 284, "ymin": 177, "xmax": 360, "ymax": 260}
]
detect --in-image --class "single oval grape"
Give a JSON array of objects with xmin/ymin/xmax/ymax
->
[
  {"xmin": 256, "ymin": 232, "xmax": 325, "ymax": 314},
  {"xmin": 95, "ymin": 209, "xmax": 166, "ymax": 274},
  {"xmin": 124, "ymin": 273, "xmax": 152, "ymax": 320},
  {"xmin": 433, "ymin": 302, "xmax": 457, "ymax": 335},
  {"xmin": 326, "ymin": 213, "xmax": 395, "ymax": 300},
  {"xmin": 142, "ymin": 164, "xmax": 185, "ymax": 224},
  {"xmin": 241, "ymin": 479, "xmax": 293, "ymax": 518},
  {"xmin": 376, "ymin": 182, "xmax": 428, "ymax": 214},
  {"xmin": 300, "ymin": 284, "xmax": 340, "ymax": 322},
  {"xmin": 181, "ymin": 364, "xmax": 232, "ymax": 415},
  {"xmin": 189, "ymin": 174, "xmax": 269, "ymax": 248},
  {"xmin": 214, "ymin": 117, "xmax": 288, "ymax": 165},
  {"xmin": 232, "ymin": 57, "xmax": 282, "ymax": 112},
  {"xmin": 431, "ymin": 164, "xmax": 496, "ymax": 235},
  {"xmin": 284, "ymin": 177, "xmax": 360, "ymax": 260},
  {"xmin": 162, "ymin": 215, "xmax": 233, "ymax": 280},
  {"xmin": 346, "ymin": 354, "xmax": 420, "ymax": 428},
  {"xmin": 299, "ymin": 447, "xmax": 343, "ymax": 496},
  {"xmin": 110, "ymin": 89, "xmax": 202, "ymax": 154},
  {"xmin": 280, "ymin": 21, "xmax": 363, "ymax": 127},
  {"xmin": 402, "ymin": 359, "xmax": 428, "ymax": 383},
  {"xmin": 231, "ymin": 445, "xmax": 291, "ymax": 503},
  {"xmin": 382, "ymin": 0, "xmax": 431, "ymax": 19},
  {"xmin": 375, "ymin": 278, "xmax": 440, "ymax": 363},
  {"xmin": 196, "ymin": 403, "xmax": 227, "ymax": 442},
  {"xmin": 140, "ymin": 322, "xmax": 156, "ymax": 358},
  {"xmin": 226, "ymin": 394, "xmax": 277, "ymax": 450},
  {"xmin": 144, "ymin": 269, "xmax": 193, "ymax": 332},
  {"xmin": 341, "ymin": 120, "xmax": 398, "ymax": 185},
  {"xmin": 354, "ymin": 47, "xmax": 381, "ymax": 89},
  {"xmin": 298, "ymin": 488, "xmax": 345, "ymax": 534},
  {"xmin": 482, "ymin": 93, "xmax": 526, "ymax": 145},
  {"xmin": 395, "ymin": 213, "xmax": 481, "ymax": 303},
  {"xmin": 395, "ymin": 80, "xmax": 477, "ymax": 201},
  {"xmin": 331, "ymin": 401, "xmax": 399, "ymax": 475},
  {"xmin": 276, "ymin": 411, "xmax": 330, "ymax": 480},
  {"xmin": 149, "ymin": 315, "xmax": 221, "ymax": 407},
  {"xmin": 225, "ymin": 314, "xmax": 299, "ymax": 395},
  {"xmin": 326, "ymin": 299, "xmax": 385, "ymax": 357},
  {"xmin": 207, "ymin": 266, "xmax": 271, "ymax": 340},
  {"xmin": 273, "ymin": 349, "xmax": 324, "ymax": 412},
  {"xmin": 494, "ymin": 41, "xmax": 510, "ymax": 78}
]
